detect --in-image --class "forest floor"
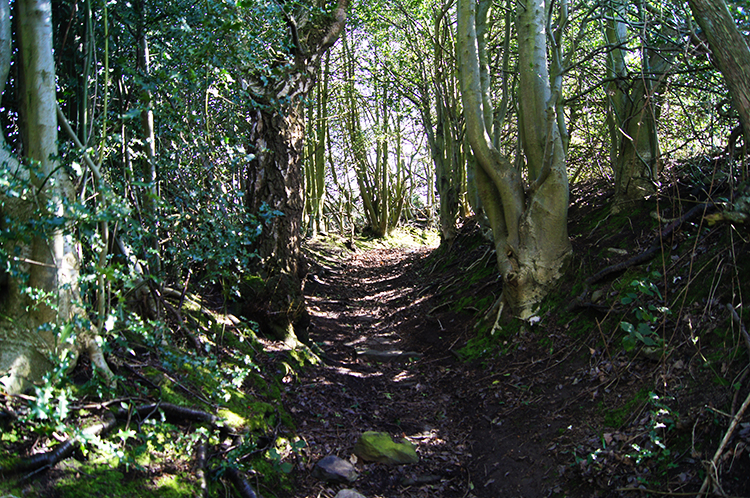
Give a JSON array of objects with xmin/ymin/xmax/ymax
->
[
  {"xmin": 288, "ymin": 176, "xmax": 750, "ymax": 498},
  {"xmin": 2, "ymin": 172, "xmax": 750, "ymax": 498}
]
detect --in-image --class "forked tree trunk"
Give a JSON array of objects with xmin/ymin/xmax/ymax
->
[
  {"xmin": 604, "ymin": 2, "xmax": 671, "ymax": 205},
  {"xmin": 457, "ymin": 0, "xmax": 571, "ymax": 319}
]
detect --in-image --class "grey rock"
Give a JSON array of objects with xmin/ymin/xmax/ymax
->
[
  {"xmin": 591, "ymin": 289, "xmax": 604, "ymax": 303},
  {"xmin": 312, "ymin": 455, "xmax": 359, "ymax": 483},
  {"xmin": 335, "ymin": 490, "xmax": 367, "ymax": 498},
  {"xmin": 607, "ymin": 247, "xmax": 628, "ymax": 255}
]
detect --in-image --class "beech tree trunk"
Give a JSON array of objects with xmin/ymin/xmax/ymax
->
[
  {"xmin": 1, "ymin": 0, "xmax": 77, "ymax": 393},
  {"xmin": 689, "ymin": 0, "xmax": 750, "ymax": 152},
  {"xmin": 604, "ymin": 1, "xmax": 673, "ymax": 206},
  {"xmin": 1, "ymin": 0, "xmax": 115, "ymax": 394},
  {"xmin": 457, "ymin": 0, "xmax": 571, "ymax": 319}
]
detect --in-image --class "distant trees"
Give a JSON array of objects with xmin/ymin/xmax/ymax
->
[{"xmin": 342, "ymin": 28, "xmax": 417, "ymax": 239}]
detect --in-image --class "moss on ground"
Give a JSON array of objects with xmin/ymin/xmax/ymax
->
[
  {"xmin": 0, "ymin": 295, "xmax": 303, "ymax": 498},
  {"xmin": 1, "ymin": 462, "xmax": 199, "ymax": 498},
  {"xmin": 600, "ymin": 387, "xmax": 650, "ymax": 428}
]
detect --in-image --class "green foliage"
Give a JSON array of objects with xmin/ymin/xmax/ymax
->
[
  {"xmin": 600, "ymin": 387, "xmax": 650, "ymax": 428},
  {"xmin": 458, "ymin": 318, "xmax": 522, "ymax": 362},
  {"xmin": 268, "ymin": 439, "xmax": 306, "ymax": 474},
  {"xmin": 56, "ymin": 466, "xmax": 196, "ymax": 498},
  {"xmin": 626, "ymin": 392, "xmax": 679, "ymax": 471},
  {"xmin": 619, "ymin": 271, "xmax": 671, "ymax": 353}
]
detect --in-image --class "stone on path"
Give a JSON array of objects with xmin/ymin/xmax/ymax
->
[
  {"xmin": 353, "ymin": 431, "xmax": 419, "ymax": 465},
  {"xmin": 312, "ymin": 455, "xmax": 359, "ymax": 483},
  {"xmin": 335, "ymin": 490, "xmax": 367, "ymax": 498}
]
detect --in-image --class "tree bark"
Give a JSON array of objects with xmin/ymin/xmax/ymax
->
[
  {"xmin": 1, "ymin": 0, "xmax": 78, "ymax": 393},
  {"xmin": 604, "ymin": 2, "xmax": 672, "ymax": 206},
  {"xmin": 688, "ymin": 0, "xmax": 750, "ymax": 152},
  {"xmin": 241, "ymin": 0, "xmax": 347, "ymax": 344},
  {"xmin": 245, "ymin": 106, "xmax": 308, "ymax": 343}
]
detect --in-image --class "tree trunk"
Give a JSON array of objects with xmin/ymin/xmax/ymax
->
[
  {"xmin": 688, "ymin": 0, "xmax": 750, "ymax": 153},
  {"xmin": 304, "ymin": 52, "xmax": 330, "ymax": 237},
  {"xmin": 457, "ymin": 0, "xmax": 571, "ymax": 319},
  {"xmin": 1, "ymin": 0, "xmax": 79, "ymax": 393},
  {"xmin": 604, "ymin": 1, "xmax": 674, "ymax": 206},
  {"xmin": 135, "ymin": 0, "xmax": 160, "ymax": 272},
  {"xmin": 241, "ymin": 0, "xmax": 347, "ymax": 345},
  {"xmin": 432, "ymin": 4, "xmax": 463, "ymax": 245},
  {"xmin": 244, "ymin": 106, "xmax": 308, "ymax": 344}
]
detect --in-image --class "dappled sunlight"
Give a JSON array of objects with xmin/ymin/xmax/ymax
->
[
  {"xmin": 363, "ymin": 287, "xmax": 410, "ymax": 303},
  {"xmin": 391, "ymin": 369, "xmax": 416, "ymax": 383},
  {"xmin": 331, "ymin": 365, "xmax": 384, "ymax": 379},
  {"xmin": 282, "ymin": 238, "xmax": 478, "ymax": 496}
]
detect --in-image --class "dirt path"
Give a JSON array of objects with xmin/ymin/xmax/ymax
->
[
  {"xmin": 283, "ymin": 241, "xmax": 570, "ymax": 498},
  {"xmin": 278, "ymin": 191, "xmax": 750, "ymax": 498}
]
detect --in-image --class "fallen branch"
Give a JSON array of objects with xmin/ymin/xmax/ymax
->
[
  {"xmin": 195, "ymin": 438, "xmax": 208, "ymax": 498},
  {"xmin": 116, "ymin": 402, "xmax": 220, "ymax": 425},
  {"xmin": 3, "ymin": 402, "xmax": 220, "ymax": 475},
  {"xmin": 587, "ymin": 203, "xmax": 712, "ymax": 286},
  {"xmin": 569, "ymin": 203, "xmax": 713, "ymax": 311},
  {"xmin": 226, "ymin": 465, "xmax": 262, "ymax": 498},
  {"xmin": 726, "ymin": 303, "xmax": 750, "ymax": 362},
  {"xmin": 4, "ymin": 412, "xmax": 117, "ymax": 474}
]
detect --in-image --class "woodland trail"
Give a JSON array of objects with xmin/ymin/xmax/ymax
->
[
  {"xmin": 286, "ymin": 245, "xmax": 474, "ymax": 498},
  {"xmin": 282, "ymin": 240, "xmax": 571, "ymax": 498},
  {"xmin": 279, "ymin": 189, "xmax": 750, "ymax": 498}
]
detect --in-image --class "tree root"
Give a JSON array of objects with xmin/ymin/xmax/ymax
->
[{"xmin": 85, "ymin": 331, "xmax": 117, "ymax": 388}]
